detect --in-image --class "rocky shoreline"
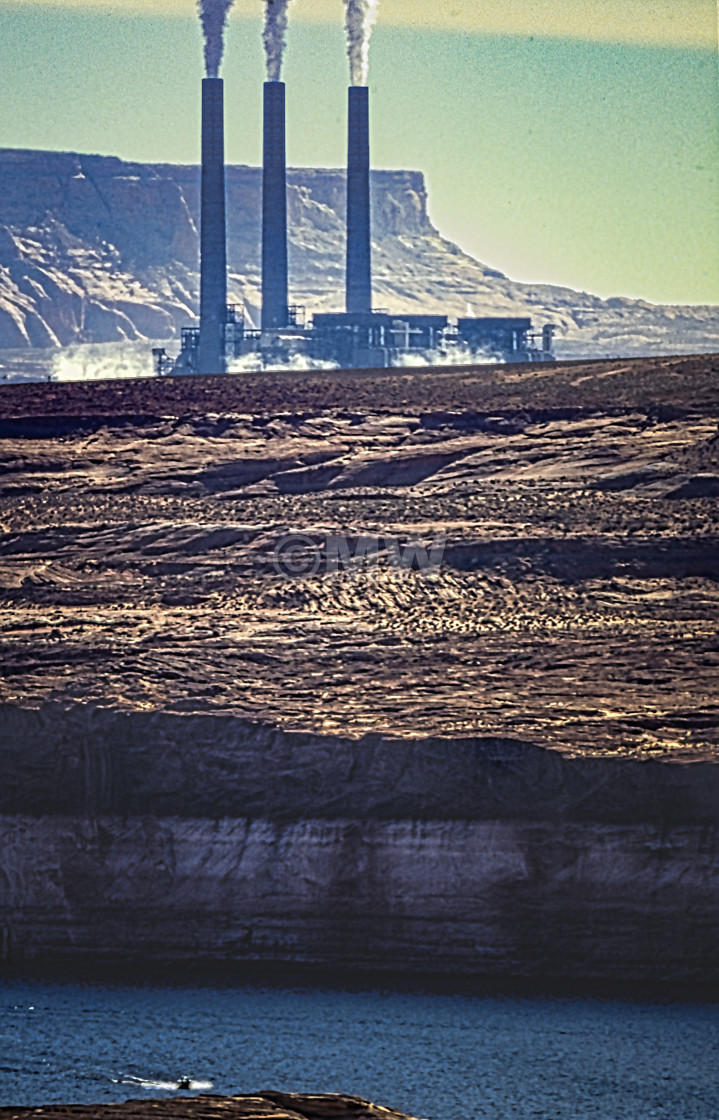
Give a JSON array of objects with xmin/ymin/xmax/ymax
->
[{"xmin": 0, "ymin": 1093, "xmax": 418, "ymax": 1120}]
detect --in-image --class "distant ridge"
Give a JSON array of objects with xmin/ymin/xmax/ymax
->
[{"xmin": 0, "ymin": 148, "xmax": 717, "ymax": 357}]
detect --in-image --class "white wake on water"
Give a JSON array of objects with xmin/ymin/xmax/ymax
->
[{"xmin": 112, "ymin": 1075, "xmax": 213, "ymax": 1092}]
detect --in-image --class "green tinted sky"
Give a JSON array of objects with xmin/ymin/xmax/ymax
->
[{"xmin": 1, "ymin": 1, "xmax": 717, "ymax": 304}]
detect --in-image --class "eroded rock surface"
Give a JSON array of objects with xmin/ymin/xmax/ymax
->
[
  {"xmin": 0, "ymin": 1093, "xmax": 418, "ymax": 1120},
  {"xmin": 0, "ymin": 357, "xmax": 718, "ymax": 981},
  {"xmin": 1, "ymin": 355, "xmax": 717, "ymax": 757}
]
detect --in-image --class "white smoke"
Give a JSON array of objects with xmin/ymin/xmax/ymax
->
[
  {"xmin": 395, "ymin": 346, "xmax": 504, "ymax": 368},
  {"xmin": 264, "ymin": 0, "xmax": 294, "ymax": 82},
  {"xmin": 50, "ymin": 342, "xmax": 157, "ymax": 382},
  {"xmin": 228, "ymin": 352, "xmax": 338, "ymax": 373},
  {"xmin": 197, "ymin": 0, "xmax": 235, "ymax": 79},
  {"xmin": 343, "ymin": 0, "xmax": 379, "ymax": 86}
]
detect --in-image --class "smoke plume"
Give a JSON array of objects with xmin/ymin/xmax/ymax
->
[
  {"xmin": 197, "ymin": 0, "xmax": 235, "ymax": 79},
  {"xmin": 229, "ymin": 352, "xmax": 338, "ymax": 373},
  {"xmin": 51, "ymin": 343, "xmax": 155, "ymax": 382},
  {"xmin": 264, "ymin": 0, "xmax": 293, "ymax": 82},
  {"xmin": 343, "ymin": 0, "xmax": 379, "ymax": 86}
]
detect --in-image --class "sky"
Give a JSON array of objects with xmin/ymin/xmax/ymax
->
[{"xmin": 1, "ymin": 0, "xmax": 718, "ymax": 305}]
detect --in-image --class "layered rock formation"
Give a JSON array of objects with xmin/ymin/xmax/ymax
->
[
  {"xmin": 1, "ymin": 704, "xmax": 718, "ymax": 981},
  {"xmin": 1, "ymin": 149, "xmax": 718, "ymax": 359},
  {"xmin": 0, "ymin": 357, "xmax": 717, "ymax": 983}
]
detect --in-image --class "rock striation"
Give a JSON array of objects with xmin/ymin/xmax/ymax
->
[
  {"xmin": 0, "ymin": 149, "xmax": 718, "ymax": 358},
  {"xmin": 0, "ymin": 359, "xmax": 718, "ymax": 985},
  {"xmin": 1, "ymin": 703, "xmax": 718, "ymax": 982}
]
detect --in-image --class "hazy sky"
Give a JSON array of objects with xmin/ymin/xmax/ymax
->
[{"xmin": 1, "ymin": 0, "xmax": 718, "ymax": 305}]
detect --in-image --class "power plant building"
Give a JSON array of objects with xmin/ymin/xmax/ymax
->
[{"xmin": 154, "ymin": 72, "xmax": 557, "ymax": 375}]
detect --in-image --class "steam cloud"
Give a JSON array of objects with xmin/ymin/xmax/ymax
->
[
  {"xmin": 51, "ymin": 343, "xmax": 155, "ymax": 382},
  {"xmin": 264, "ymin": 0, "xmax": 293, "ymax": 82},
  {"xmin": 343, "ymin": 0, "xmax": 379, "ymax": 86},
  {"xmin": 197, "ymin": 0, "xmax": 235, "ymax": 79},
  {"xmin": 229, "ymin": 353, "xmax": 338, "ymax": 373},
  {"xmin": 396, "ymin": 346, "xmax": 504, "ymax": 368}
]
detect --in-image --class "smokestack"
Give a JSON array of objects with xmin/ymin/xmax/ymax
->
[
  {"xmin": 261, "ymin": 81, "xmax": 289, "ymax": 331},
  {"xmin": 346, "ymin": 85, "xmax": 371, "ymax": 315},
  {"xmin": 198, "ymin": 77, "xmax": 227, "ymax": 375}
]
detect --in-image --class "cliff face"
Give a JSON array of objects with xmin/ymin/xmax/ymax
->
[
  {"xmin": 1, "ymin": 148, "xmax": 718, "ymax": 359},
  {"xmin": 1, "ymin": 704, "xmax": 718, "ymax": 982},
  {"xmin": 2, "ymin": 705, "xmax": 719, "ymax": 826},
  {"xmin": 1, "ymin": 364, "xmax": 717, "ymax": 984},
  {"xmin": 3, "ymin": 815, "xmax": 718, "ymax": 981},
  {"xmin": 0, "ymin": 151, "xmax": 446, "ymax": 350}
]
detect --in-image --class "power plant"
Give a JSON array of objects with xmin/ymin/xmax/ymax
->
[
  {"xmin": 346, "ymin": 85, "xmax": 372, "ymax": 316},
  {"xmin": 153, "ymin": 68, "xmax": 556, "ymax": 376},
  {"xmin": 198, "ymin": 77, "xmax": 228, "ymax": 375},
  {"xmin": 261, "ymin": 80, "xmax": 290, "ymax": 332}
]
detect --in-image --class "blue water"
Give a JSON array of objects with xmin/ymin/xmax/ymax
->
[{"xmin": 1, "ymin": 979, "xmax": 718, "ymax": 1119}]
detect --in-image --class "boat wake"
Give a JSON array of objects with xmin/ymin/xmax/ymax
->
[{"xmin": 112, "ymin": 1075, "xmax": 213, "ymax": 1092}]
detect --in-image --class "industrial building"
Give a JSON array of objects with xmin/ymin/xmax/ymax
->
[
  {"xmin": 196, "ymin": 77, "xmax": 227, "ymax": 375},
  {"xmin": 153, "ymin": 76, "xmax": 556, "ymax": 376}
]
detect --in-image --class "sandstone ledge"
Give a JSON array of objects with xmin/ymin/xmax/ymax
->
[{"xmin": 0, "ymin": 1093, "xmax": 418, "ymax": 1120}]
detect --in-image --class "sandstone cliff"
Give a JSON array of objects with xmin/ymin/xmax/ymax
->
[
  {"xmin": 1, "ymin": 703, "xmax": 718, "ymax": 983},
  {"xmin": 1, "ymin": 149, "xmax": 718, "ymax": 359},
  {"xmin": 1, "ymin": 361, "xmax": 717, "ymax": 986}
]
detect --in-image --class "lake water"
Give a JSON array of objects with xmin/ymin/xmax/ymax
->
[{"xmin": 1, "ymin": 977, "xmax": 718, "ymax": 1119}]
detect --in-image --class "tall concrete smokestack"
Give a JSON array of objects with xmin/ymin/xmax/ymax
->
[
  {"xmin": 346, "ymin": 85, "xmax": 372, "ymax": 315},
  {"xmin": 198, "ymin": 77, "xmax": 227, "ymax": 374},
  {"xmin": 261, "ymin": 81, "xmax": 289, "ymax": 331}
]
